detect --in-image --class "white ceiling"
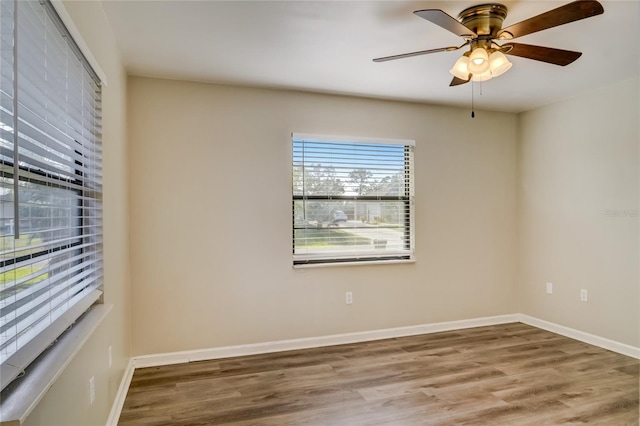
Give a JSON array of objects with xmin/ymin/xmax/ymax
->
[{"xmin": 101, "ymin": 0, "xmax": 639, "ymax": 113}]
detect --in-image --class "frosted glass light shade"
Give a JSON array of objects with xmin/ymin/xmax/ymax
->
[
  {"xmin": 470, "ymin": 69, "xmax": 492, "ymax": 82},
  {"xmin": 468, "ymin": 48, "xmax": 489, "ymax": 74},
  {"xmin": 489, "ymin": 51, "xmax": 512, "ymax": 77},
  {"xmin": 449, "ymin": 56, "xmax": 470, "ymax": 80}
]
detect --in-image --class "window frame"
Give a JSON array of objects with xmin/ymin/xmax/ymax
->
[{"xmin": 292, "ymin": 133, "xmax": 415, "ymax": 267}]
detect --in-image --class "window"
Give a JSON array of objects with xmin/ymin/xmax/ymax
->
[
  {"xmin": 292, "ymin": 133, "xmax": 414, "ymax": 266},
  {"xmin": 0, "ymin": 0, "xmax": 102, "ymax": 390}
]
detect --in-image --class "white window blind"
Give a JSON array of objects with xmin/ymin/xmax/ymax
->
[
  {"xmin": 292, "ymin": 133, "xmax": 414, "ymax": 266},
  {"xmin": 0, "ymin": 0, "xmax": 102, "ymax": 391}
]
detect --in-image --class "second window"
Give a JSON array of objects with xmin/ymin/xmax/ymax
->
[{"xmin": 292, "ymin": 133, "xmax": 414, "ymax": 266}]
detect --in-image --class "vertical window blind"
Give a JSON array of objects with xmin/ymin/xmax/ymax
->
[
  {"xmin": 292, "ymin": 133, "xmax": 414, "ymax": 266},
  {"xmin": 0, "ymin": 0, "xmax": 103, "ymax": 390}
]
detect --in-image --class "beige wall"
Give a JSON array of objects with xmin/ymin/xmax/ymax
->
[
  {"xmin": 128, "ymin": 77, "xmax": 518, "ymax": 356},
  {"xmin": 23, "ymin": 1, "xmax": 130, "ymax": 425},
  {"xmin": 517, "ymin": 77, "xmax": 640, "ymax": 347}
]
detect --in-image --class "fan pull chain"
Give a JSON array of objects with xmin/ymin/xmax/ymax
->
[
  {"xmin": 471, "ymin": 82, "xmax": 475, "ymax": 118},
  {"xmin": 470, "ymin": 81, "xmax": 484, "ymax": 118}
]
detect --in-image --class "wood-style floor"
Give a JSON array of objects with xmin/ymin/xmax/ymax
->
[{"xmin": 119, "ymin": 323, "xmax": 639, "ymax": 425}]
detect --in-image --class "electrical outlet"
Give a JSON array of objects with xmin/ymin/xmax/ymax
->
[
  {"xmin": 580, "ymin": 289, "xmax": 588, "ymax": 302},
  {"xmin": 108, "ymin": 345, "xmax": 112, "ymax": 368},
  {"xmin": 89, "ymin": 376, "xmax": 95, "ymax": 405},
  {"xmin": 546, "ymin": 282, "xmax": 553, "ymax": 294},
  {"xmin": 346, "ymin": 291, "xmax": 353, "ymax": 305}
]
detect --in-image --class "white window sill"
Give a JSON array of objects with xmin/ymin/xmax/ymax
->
[
  {"xmin": 0, "ymin": 304, "xmax": 112, "ymax": 426},
  {"xmin": 293, "ymin": 258, "xmax": 416, "ymax": 268}
]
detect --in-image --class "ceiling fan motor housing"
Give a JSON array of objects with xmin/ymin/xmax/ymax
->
[{"xmin": 458, "ymin": 3, "xmax": 508, "ymax": 38}]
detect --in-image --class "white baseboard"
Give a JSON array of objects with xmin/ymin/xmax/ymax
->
[
  {"xmin": 518, "ymin": 314, "xmax": 640, "ymax": 359},
  {"xmin": 131, "ymin": 314, "xmax": 519, "ymax": 369},
  {"xmin": 107, "ymin": 313, "xmax": 640, "ymax": 425},
  {"xmin": 106, "ymin": 358, "xmax": 135, "ymax": 426}
]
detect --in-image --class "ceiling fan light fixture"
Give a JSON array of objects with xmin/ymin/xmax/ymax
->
[
  {"xmin": 468, "ymin": 47, "xmax": 489, "ymax": 74},
  {"xmin": 449, "ymin": 55, "xmax": 470, "ymax": 80},
  {"xmin": 488, "ymin": 50, "xmax": 512, "ymax": 77}
]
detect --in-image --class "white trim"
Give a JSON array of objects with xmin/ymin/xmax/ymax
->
[
  {"xmin": 49, "ymin": 0, "xmax": 108, "ymax": 86},
  {"xmin": 294, "ymin": 259, "xmax": 416, "ymax": 269},
  {"xmin": 128, "ymin": 315, "xmax": 640, "ymax": 368},
  {"xmin": 131, "ymin": 314, "xmax": 518, "ymax": 368},
  {"xmin": 518, "ymin": 314, "xmax": 640, "ymax": 359},
  {"xmin": 292, "ymin": 132, "xmax": 415, "ymax": 147},
  {"xmin": 106, "ymin": 358, "xmax": 135, "ymax": 426}
]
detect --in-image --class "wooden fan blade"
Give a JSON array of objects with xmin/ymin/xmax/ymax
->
[
  {"xmin": 498, "ymin": 0, "xmax": 604, "ymax": 40},
  {"xmin": 450, "ymin": 76, "xmax": 470, "ymax": 86},
  {"xmin": 373, "ymin": 45, "xmax": 462, "ymax": 63},
  {"xmin": 413, "ymin": 9, "xmax": 477, "ymax": 38},
  {"xmin": 502, "ymin": 43, "xmax": 582, "ymax": 66}
]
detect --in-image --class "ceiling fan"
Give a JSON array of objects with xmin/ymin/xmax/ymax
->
[{"xmin": 373, "ymin": 0, "xmax": 604, "ymax": 86}]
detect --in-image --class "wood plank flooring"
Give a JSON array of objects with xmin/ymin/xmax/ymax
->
[{"xmin": 118, "ymin": 323, "xmax": 639, "ymax": 425}]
